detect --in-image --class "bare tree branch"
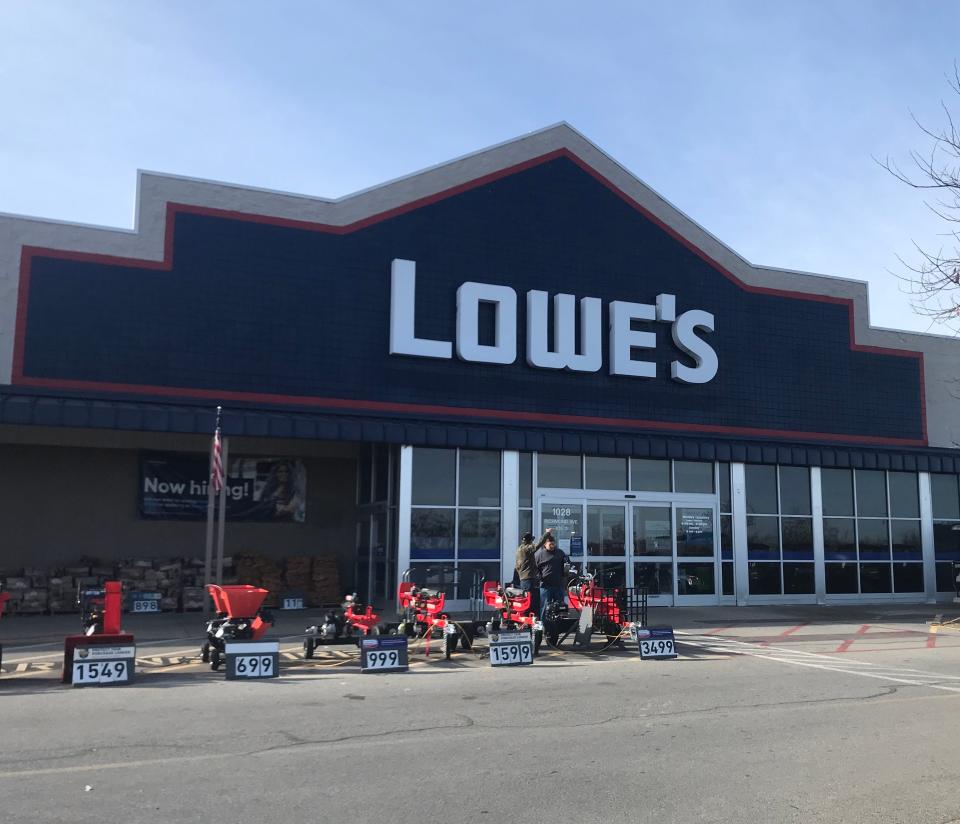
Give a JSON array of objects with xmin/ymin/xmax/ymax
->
[{"xmin": 878, "ymin": 62, "xmax": 960, "ymax": 331}]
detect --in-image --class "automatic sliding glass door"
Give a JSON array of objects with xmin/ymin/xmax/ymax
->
[
  {"xmin": 632, "ymin": 504, "xmax": 674, "ymax": 606},
  {"xmin": 539, "ymin": 497, "xmax": 720, "ymax": 607}
]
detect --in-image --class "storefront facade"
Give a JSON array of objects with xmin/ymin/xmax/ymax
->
[{"xmin": 2, "ymin": 124, "xmax": 959, "ymax": 610}]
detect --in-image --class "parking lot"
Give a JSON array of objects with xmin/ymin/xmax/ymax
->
[{"xmin": 5, "ymin": 605, "xmax": 960, "ymax": 824}]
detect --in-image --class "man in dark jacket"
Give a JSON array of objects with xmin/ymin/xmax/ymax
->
[
  {"xmin": 514, "ymin": 532, "xmax": 540, "ymax": 617},
  {"xmin": 534, "ymin": 533, "xmax": 568, "ymax": 620}
]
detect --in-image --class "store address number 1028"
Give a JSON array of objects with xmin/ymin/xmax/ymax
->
[{"xmin": 551, "ymin": 507, "xmax": 573, "ymax": 517}]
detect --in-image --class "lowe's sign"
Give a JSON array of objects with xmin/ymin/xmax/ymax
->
[{"xmin": 389, "ymin": 259, "xmax": 718, "ymax": 384}]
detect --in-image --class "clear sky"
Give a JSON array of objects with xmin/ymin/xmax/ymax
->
[{"xmin": 2, "ymin": 1, "xmax": 959, "ymax": 335}]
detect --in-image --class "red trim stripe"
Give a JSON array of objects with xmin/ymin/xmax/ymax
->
[{"xmin": 10, "ymin": 148, "xmax": 929, "ymax": 445}]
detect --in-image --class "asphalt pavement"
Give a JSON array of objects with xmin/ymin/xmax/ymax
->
[{"xmin": 4, "ymin": 605, "xmax": 960, "ymax": 824}]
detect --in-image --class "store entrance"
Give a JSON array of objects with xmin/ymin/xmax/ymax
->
[{"xmin": 538, "ymin": 495, "xmax": 720, "ymax": 606}]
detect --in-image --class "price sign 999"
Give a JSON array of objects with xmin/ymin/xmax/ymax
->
[{"xmin": 361, "ymin": 636, "xmax": 408, "ymax": 673}]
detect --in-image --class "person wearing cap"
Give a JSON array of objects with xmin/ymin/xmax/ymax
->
[
  {"xmin": 514, "ymin": 531, "xmax": 541, "ymax": 617},
  {"xmin": 534, "ymin": 531, "xmax": 569, "ymax": 620}
]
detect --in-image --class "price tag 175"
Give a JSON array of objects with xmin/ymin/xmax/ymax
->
[
  {"xmin": 634, "ymin": 626, "xmax": 678, "ymax": 660},
  {"xmin": 489, "ymin": 631, "xmax": 534, "ymax": 667},
  {"xmin": 361, "ymin": 636, "xmax": 408, "ymax": 673}
]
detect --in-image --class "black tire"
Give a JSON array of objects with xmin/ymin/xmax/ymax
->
[
  {"xmin": 201, "ymin": 642, "xmax": 210, "ymax": 663},
  {"xmin": 458, "ymin": 624, "xmax": 474, "ymax": 651},
  {"xmin": 304, "ymin": 637, "xmax": 316, "ymax": 659},
  {"xmin": 534, "ymin": 628, "xmax": 543, "ymax": 657},
  {"xmin": 210, "ymin": 648, "xmax": 222, "ymax": 672},
  {"xmin": 445, "ymin": 631, "xmax": 457, "ymax": 660}
]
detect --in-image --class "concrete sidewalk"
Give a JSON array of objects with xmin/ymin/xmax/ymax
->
[{"xmin": 2, "ymin": 601, "xmax": 956, "ymax": 647}]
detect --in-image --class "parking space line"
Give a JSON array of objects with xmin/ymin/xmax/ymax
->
[
  {"xmin": 834, "ymin": 624, "xmax": 870, "ymax": 653},
  {"xmin": 758, "ymin": 623, "xmax": 807, "ymax": 646}
]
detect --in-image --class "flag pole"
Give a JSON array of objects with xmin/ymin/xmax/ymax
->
[
  {"xmin": 215, "ymin": 434, "xmax": 229, "ymax": 585},
  {"xmin": 203, "ymin": 406, "xmax": 222, "ymax": 615}
]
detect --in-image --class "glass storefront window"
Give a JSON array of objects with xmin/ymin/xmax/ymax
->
[
  {"xmin": 932, "ymin": 474, "xmax": 960, "ymax": 520},
  {"xmin": 633, "ymin": 506, "xmax": 672, "ymax": 556},
  {"xmin": 720, "ymin": 515, "xmax": 733, "ymax": 560},
  {"xmin": 634, "ymin": 562, "xmax": 672, "ymax": 596},
  {"xmin": 748, "ymin": 562, "xmax": 781, "ymax": 595},
  {"xmin": 824, "ymin": 518, "xmax": 856, "ymax": 560},
  {"xmin": 678, "ymin": 563, "xmax": 715, "ymax": 595},
  {"xmin": 779, "ymin": 467, "xmax": 811, "ymax": 516},
  {"xmin": 783, "ymin": 563, "xmax": 815, "ymax": 594},
  {"xmin": 589, "ymin": 561, "xmax": 627, "ymax": 588},
  {"xmin": 538, "ymin": 454, "xmax": 582, "ymax": 489},
  {"xmin": 826, "ymin": 563, "xmax": 859, "ymax": 594},
  {"xmin": 855, "ymin": 470, "xmax": 888, "ymax": 517},
  {"xmin": 587, "ymin": 505, "xmax": 626, "ymax": 556},
  {"xmin": 540, "ymin": 502, "xmax": 583, "ymax": 555},
  {"xmin": 410, "ymin": 509, "xmax": 455, "ymax": 559},
  {"xmin": 519, "ymin": 452, "xmax": 533, "ymax": 508},
  {"xmin": 781, "ymin": 517, "xmax": 813, "ymax": 560},
  {"xmin": 822, "ymin": 469, "xmax": 854, "ymax": 516},
  {"xmin": 630, "ymin": 459, "xmax": 670, "ymax": 492},
  {"xmin": 412, "ymin": 448, "xmax": 456, "ymax": 506},
  {"xmin": 676, "ymin": 507, "xmax": 713, "ymax": 557},
  {"xmin": 891, "ymin": 520, "xmax": 921, "ymax": 559},
  {"xmin": 408, "ymin": 562, "xmax": 458, "ymax": 598},
  {"xmin": 857, "ymin": 519, "xmax": 890, "ymax": 561},
  {"xmin": 719, "ymin": 462, "xmax": 731, "ymax": 513},
  {"xmin": 457, "ymin": 509, "xmax": 500, "ymax": 559},
  {"xmin": 518, "ymin": 509, "xmax": 533, "ymax": 541},
  {"xmin": 585, "ymin": 456, "xmax": 627, "ymax": 490},
  {"xmin": 888, "ymin": 472, "xmax": 919, "ymax": 518},
  {"xmin": 674, "ymin": 461, "xmax": 713, "ymax": 494},
  {"xmin": 456, "ymin": 562, "xmax": 502, "ymax": 599},
  {"xmin": 458, "ymin": 450, "xmax": 500, "ymax": 507},
  {"xmin": 747, "ymin": 515, "xmax": 779, "ymax": 560},
  {"xmin": 894, "ymin": 563, "xmax": 924, "ymax": 593},
  {"xmin": 745, "ymin": 465, "xmax": 777, "ymax": 514},
  {"xmin": 860, "ymin": 563, "xmax": 892, "ymax": 594}
]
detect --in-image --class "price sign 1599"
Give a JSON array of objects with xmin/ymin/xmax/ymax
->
[{"xmin": 489, "ymin": 638, "xmax": 533, "ymax": 667}]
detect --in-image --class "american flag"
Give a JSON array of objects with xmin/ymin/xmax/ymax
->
[{"xmin": 210, "ymin": 418, "xmax": 224, "ymax": 493}]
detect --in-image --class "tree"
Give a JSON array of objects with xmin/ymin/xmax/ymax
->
[{"xmin": 882, "ymin": 64, "xmax": 960, "ymax": 331}]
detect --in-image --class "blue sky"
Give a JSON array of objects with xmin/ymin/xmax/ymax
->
[{"xmin": 2, "ymin": 1, "xmax": 959, "ymax": 334}]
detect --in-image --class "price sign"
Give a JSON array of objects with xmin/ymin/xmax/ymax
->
[
  {"xmin": 489, "ymin": 631, "xmax": 534, "ymax": 667},
  {"xmin": 71, "ymin": 645, "xmax": 136, "ymax": 686},
  {"xmin": 633, "ymin": 626, "xmax": 677, "ymax": 660},
  {"xmin": 281, "ymin": 597, "xmax": 305, "ymax": 610},
  {"xmin": 130, "ymin": 591, "xmax": 162, "ymax": 613},
  {"xmin": 361, "ymin": 636, "xmax": 408, "ymax": 673},
  {"xmin": 225, "ymin": 641, "xmax": 280, "ymax": 680}
]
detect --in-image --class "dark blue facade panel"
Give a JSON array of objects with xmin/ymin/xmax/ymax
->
[{"xmin": 19, "ymin": 157, "xmax": 923, "ymax": 443}]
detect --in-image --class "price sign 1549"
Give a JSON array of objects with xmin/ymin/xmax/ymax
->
[{"xmin": 72, "ymin": 659, "xmax": 132, "ymax": 686}]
